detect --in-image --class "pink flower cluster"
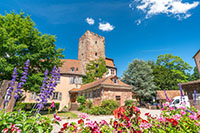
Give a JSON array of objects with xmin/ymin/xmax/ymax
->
[
  {"xmin": 2, "ymin": 124, "xmax": 21, "ymax": 133},
  {"xmin": 78, "ymin": 113, "xmax": 88, "ymax": 119}
]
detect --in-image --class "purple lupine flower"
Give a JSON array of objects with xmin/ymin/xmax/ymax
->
[
  {"xmin": 37, "ymin": 66, "xmax": 60, "ymax": 111},
  {"xmin": 163, "ymin": 89, "xmax": 172, "ymax": 102},
  {"xmin": 194, "ymin": 90, "xmax": 197, "ymax": 106},
  {"xmin": 179, "ymin": 83, "xmax": 184, "ymax": 101},
  {"xmin": 4, "ymin": 67, "xmax": 18, "ymax": 106},
  {"xmin": 186, "ymin": 109, "xmax": 195, "ymax": 115},
  {"xmin": 14, "ymin": 59, "xmax": 30, "ymax": 100}
]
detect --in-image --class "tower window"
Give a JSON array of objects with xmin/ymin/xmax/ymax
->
[
  {"xmin": 76, "ymin": 67, "xmax": 79, "ymax": 71},
  {"xmin": 95, "ymin": 41, "xmax": 97, "ymax": 44},
  {"xmin": 111, "ymin": 69, "xmax": 115, "ymax": 75},
  {"xmin": 71, "ymin": 67, "xmax": 75, "ymax": 72},
  {"xmin": 95, "ymin": 52, "xmax": 98, "ymax": 56}
]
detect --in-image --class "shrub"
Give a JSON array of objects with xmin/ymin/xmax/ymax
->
[
  {"xmin": 0, "ymin": 110, "xmax": 56, "ymax": 132},
  {"xmin": 86, "ymin": 99, "xmax": 93, "ymax": 109},
  {"xmin": 78, "ymin": 104, "xmax": 86, "ymax": 111},
  {"xmin": 77, "ymin": 96, "xmax": 86, "ymax": 105},
  {"xmin": 13, "ymin": 102, "xmax": 60, "ymax": 111},
  {"xmin": 125, "ymin": 100, "xmax": 134, "ymax": 106},
  {"xmin": 100, "ymin": 100, "xmax": 119, "ymax": 115}
]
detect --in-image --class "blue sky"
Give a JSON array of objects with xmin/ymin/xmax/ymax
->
[{"xmin": 1, "ymin": 0, "xmax": 200, "ymax": 76}]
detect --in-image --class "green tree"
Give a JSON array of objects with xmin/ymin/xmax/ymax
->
[
  {"xmin": 153, "ymin": 54, "xmax": 192, "ymax": 90},
  {"xmin": 190, "ymin": 67, "xmax": 200, "ymax": 81},
  {"xmin": 83, "ymin": 57, "xmax": 107, "ymax": 84},
  {"xmin": 0, "ymin": 12, "xmax": 64, "ymax": 93},
  {"xmin": 156, "ymin": 54, "xmax": 192, "ymax": 72},
  {"xmin": 121, "ymin": 59, "xmax": 156, "ymax": 102}
]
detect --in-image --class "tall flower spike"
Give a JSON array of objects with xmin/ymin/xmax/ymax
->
[
  {"xmin": 193, "ymin": 90, "xmax": 197, "ymax": 106},
  {"xmin": 164, "ymin": 89, "xmax": 169, "ymax": 101},
  {"xmin": 4, "ymin": 67, "xmax": 18, "ymax": 107},
  {"xmin": 179, "ymin": 83, "xmax": 184, "ymax": 101},
  {"xmin": 14, "ymin": 59, "xmax": 30, "ymax": 100},
  {"xmin": 37, "ymin": 66, "xmax": 60, "ymax": 112}
]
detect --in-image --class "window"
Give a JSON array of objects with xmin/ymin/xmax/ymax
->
[
  {"xmin": 52, "ymin": 92, "xmax": 58, "ymax": 100},
  {"xmin": 76, "ymin": 67, "xmax": 79, "ymax": 71},
  {"xmin": 96, "ymin": 64, "xmax": 98, "ymax": 68},
  {"xmin": 52, "ymin": 92, "xmax": 62, "ymax": 100},
  {"xmin": 71, "ymin": 67, "xmax": 75, "ymax": 72},
  {"xmin": 70, "ymin": 77, "xmax": 76, "ymax": 84},
  {"xmin": 95, "ymin": 41, "xmax": 97, "ymax": 44},
  {"xmin": 97, "ymin": 88, "xmax": 101, "ymax": 97},
  {"xmin": 112, "ymin": 79, "xmax": 118, "ymax": 84},
  {"xmin": 173, "ymin": 99, "xmax": 180, "ymax": 104},
  {"xmin": 30, "ymin": 92, "xmax": 36, "ymax": 100},
  {"xmin": 116, "ymin": 96, "xmax": 121, "ymax": 100},
  {"xmin": 111, "ymin": 69, "xmax": 115, "ymax": 75},
  {"xmin": 95, "ymin": 52, "xmax": 98, "ymax": 56},
  {"xmin": 93, "ymin": 90, "xmax": 96, "ymax": 98}
]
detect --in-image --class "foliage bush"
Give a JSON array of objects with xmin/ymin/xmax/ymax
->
[
  {"xmin": 0, "ymin": 110, "xmax": 57, "ymax": 132},
  {"xmin": 86, "ymin": 99, "xmax": 93, "ymax": 109},
  {"xmin": 125, "ymin": 100, "xmax": 134, "ymax": 106},
  {"xmin": 77, "ymin": 96, "xmax": 86, "ymax": 105},
  {"xmin": 13, "ymin": 102, "xmax": 60, "ymax": 111},
  {"xmin": 81, "ymin": 100, "xmax": 119, "ymax": 115}
]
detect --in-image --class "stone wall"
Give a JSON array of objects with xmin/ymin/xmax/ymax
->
[
  {"xmin": 194, "ymin": 51, "xmax": 200, "ymax": 76},
  {"xmin": 78, "ymin": 30, "xmax": 105, "ymax": 70}
]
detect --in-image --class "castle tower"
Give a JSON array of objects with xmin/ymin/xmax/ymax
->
[{"xmin": 78, "ymin": 30, "xmax": 105, "ymax": 70}]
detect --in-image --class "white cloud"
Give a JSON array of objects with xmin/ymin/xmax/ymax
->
[
  {"xmin": 131, "ymin": 0, "xmax": 199, "ymax": 21},
  {"xmin": 98, "ymin": 22, "xmax": 115, "ymax": 31},
  {"xmin": 86, "ymin": 17, "xmax": 95, "ymax": 25}
]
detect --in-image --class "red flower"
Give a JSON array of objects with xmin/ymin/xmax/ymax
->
[
  {"xmin": 142, "ymin": 119, "xmax": 148, "ymax": 123},
  {"xmin": 172, "ymin": 120, "xmax": 178, "ymax": 126},
  {"xmin": 197, "ymin": 115, "xmax": 200, "ymax": 119},
  {"xmin": 145, "ymin": 113, "xmax": 149, "ymax": 116},
  {"xmin": 63, "ymin": 122, "xmax": 68, "ymax": 128},
  {"xmin": 78, "ymin": 119, "xmax": 84, "ymax": 124}
]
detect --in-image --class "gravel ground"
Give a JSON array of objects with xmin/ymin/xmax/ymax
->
[{"xmin": 52, "ymin": 108, "xmax": 161, "ymax": 133}]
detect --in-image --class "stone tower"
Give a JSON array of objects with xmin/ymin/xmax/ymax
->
[{"xmin": 78, "ymin": 30, "xmax": 105, "ymax": 70}]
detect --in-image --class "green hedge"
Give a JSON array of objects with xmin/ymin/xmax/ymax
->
[
  {"xmin": 82, "ymin": 100, "xmax": 120, "ymax": 115},
  {"xmin": 13, "ymin": 102, "xmax": 60, "ymax": 111}
]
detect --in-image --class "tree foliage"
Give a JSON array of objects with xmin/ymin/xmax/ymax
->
[
  {"xmin": 190, "ymin": 67, "xmax": 200, "ymax": 81},
  {"xmin": 0, "ymin": 12, "xmax": 64, "ymax": 93},
  {"xmin": 156, "ymin": 54, "xmax": 192, "ymax": 72},
  {"xmin": 152, "ymin": 54, "xmax": 192, "ymax": 90},
  {"xmin": 121, "ymin": 59, "xmax": 156, "ymax": 101},
  {"xmin": 83, "ymin": 57, "xmax": 107, "ymax": 84}
]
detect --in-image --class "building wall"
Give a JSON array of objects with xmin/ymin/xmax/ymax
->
[
  {"xmin": 24, "ymin": 75, "xmax": 81, "ymax": 111},
  {"xmin": 194, "ymin": 51, "xmax": 200, "ymax": 76},
  {"xmin": 103, "ymin": 88, "xmax": 132, "ymax": 106},
  {"xmin": 106, "ymin": 67, "xmax": 117, "ymax": 77},
  {"xmin": 78, "ymin": 30, "xmax": 105, "ymax": 70},
  {"xmin": 82, "ymin": 87, "xmax": 133, "ymax": 106}
]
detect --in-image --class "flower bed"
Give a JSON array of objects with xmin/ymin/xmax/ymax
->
[{"xmin": 58, "ymin": 103, "xmax": 200, "ymax": 133}]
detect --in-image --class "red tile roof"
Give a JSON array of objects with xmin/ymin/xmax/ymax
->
[
  {"xmin": 78, "ymin": 76, "xmax": 132, "ymax": 91},
  {"xmin": 60, "ymin": 59, "xmax": 85, "ymax": 75},
  {"xmin": 105, "ymin": 57, "xmax": 115, "ymax": 68},
  {"xmin": 181, "ymin": 79, "xmax": 200, "ymax": 86},
  {"xmin": 156, "ymin": 90, "xmax": 184, "ymax": 100}
]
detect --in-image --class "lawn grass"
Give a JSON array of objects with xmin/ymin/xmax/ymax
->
[{"xmin": 41, "ymin": 111, "xmax": 78, "ymax": 119}]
